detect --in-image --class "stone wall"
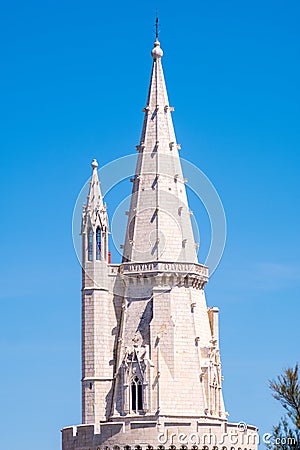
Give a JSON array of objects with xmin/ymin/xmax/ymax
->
[{"xmin": 62, "ymin": 420, "xmax": 258, "ymax": 450}]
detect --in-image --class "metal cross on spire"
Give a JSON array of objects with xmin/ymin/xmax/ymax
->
[{"xmin": 155, "ymin": 13, "xmax": 159, "ymax": 40}]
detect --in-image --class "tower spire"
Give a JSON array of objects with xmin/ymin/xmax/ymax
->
[{"xmin": 122, "ymin": 32, "xmax": 197, "ymax": 264}]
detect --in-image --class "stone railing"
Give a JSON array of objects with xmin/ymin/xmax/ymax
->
[
  {"xmin": 109, "ymin": 264, "xmax": 120, "ymax": 275},
  {"xmin": 120, "ymin": 261, "xmax": 208, "ymax": 279}
]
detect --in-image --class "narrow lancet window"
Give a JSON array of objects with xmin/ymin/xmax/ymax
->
[
  {"xmin": 96, "ymin": 227, "xmax": 101, "ymax": 260},
  {"xmin": 131, "ymin": 376, "xmax": 143, "ymax": 412},
  {"xmin": 88, "ymin": 228, "xmax": 93, "ymax": 261}
]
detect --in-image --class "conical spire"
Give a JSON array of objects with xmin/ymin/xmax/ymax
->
[
  {"xmin": 86, "ymin": 159, "xmax": 103, "ymax": 214},
  {"xmin": 123, "ymin": 37, "xmax": 198, "ymax": 263}
]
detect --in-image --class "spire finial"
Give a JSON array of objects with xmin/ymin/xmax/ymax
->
[
  {"xmin": 91, "ymin": 159, "xmax": 98, "ymax": 170},
  {"xmin": 152, "ymin": 14, "xmax": 163, "ymax": 60},
  {"xmin": 155, "ymin": 13, "xmax": 159, "ymax": 40}
]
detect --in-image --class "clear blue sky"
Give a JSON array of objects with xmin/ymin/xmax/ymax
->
[{"xmin": 0, "ymin": 1, "xmax": 299, "ymax": 449}]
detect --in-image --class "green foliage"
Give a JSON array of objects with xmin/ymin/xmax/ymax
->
[
  {"xmin": 268, "ymin": 364, "xmax": 300, "ymax": 450},
  {"xmin": 270, "ymin": 364, "xmax": 300, "ymax": 429},
  {"xmin": 270, "ymin": 417, "xmax": 298, "ymax": 450}
]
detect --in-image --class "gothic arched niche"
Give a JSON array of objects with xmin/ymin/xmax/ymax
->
[
  {"xmin": 119, "ymin": 346, "xmax": 152, "ymax": 415},
  {"xmin": 131, "ymin": 376, "xmax": 143, "ymax": 412}
]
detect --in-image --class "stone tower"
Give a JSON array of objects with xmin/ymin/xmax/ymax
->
[{"xmin": 62, "ymin": 33, "xmax": 258, "ymax": 450}]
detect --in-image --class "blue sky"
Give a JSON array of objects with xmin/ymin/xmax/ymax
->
[{"xmin": 0, "ymin": 0, "xmax": 300, "ymax": 449}]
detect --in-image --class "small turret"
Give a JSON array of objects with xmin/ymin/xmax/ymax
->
[{"xmin": 80, "ymin": 159, "xmax": 114, "ymax": 423}]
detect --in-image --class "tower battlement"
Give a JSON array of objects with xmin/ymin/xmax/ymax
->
[{"xmin": 62, "ymin": 421, "xmax": 258, "ymax": 450}]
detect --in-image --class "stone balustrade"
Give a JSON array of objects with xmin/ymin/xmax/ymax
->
[{"xmin": 120, "ymin": 262, "xmax": 208, "ymax": 279}]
